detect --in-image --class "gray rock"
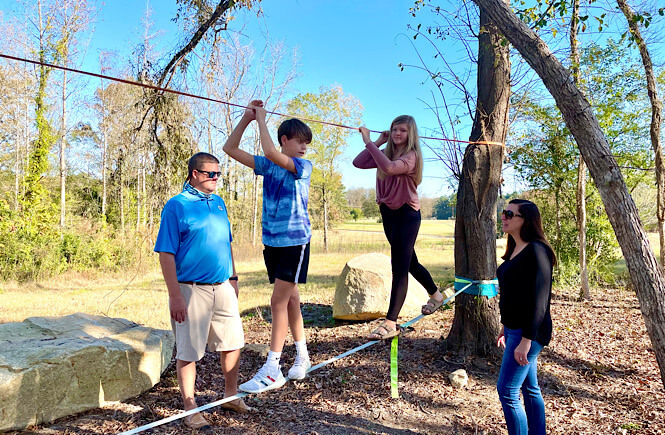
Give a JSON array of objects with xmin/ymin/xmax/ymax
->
[
  {"xmin": 449, "ymin": 369, "xmax": 469, "ymax": 389},
  {"xmin": 332, "ymin": 253, "xmax": 430, "ymax": 320},
  {"xmin": 243, "ymin": 343, "xmax": 270, "ymax": 358},
  {"xmin": 0, "ymin": 313, "xmax": 174, "ymax": 432}
]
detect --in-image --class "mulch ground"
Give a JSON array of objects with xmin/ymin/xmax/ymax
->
[{"xmin": 15, "ymin": 286, "xmax": 665, "ymax": 434}]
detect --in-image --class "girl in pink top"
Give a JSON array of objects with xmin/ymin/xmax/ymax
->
[{"xmin": 353, "ymin": 115, "xmax": 446, "ymax": 340}]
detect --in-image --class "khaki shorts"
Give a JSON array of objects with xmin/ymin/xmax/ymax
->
[{"xmin": 171, "ymin": 281, "xmax": 244, "ymax": 362}]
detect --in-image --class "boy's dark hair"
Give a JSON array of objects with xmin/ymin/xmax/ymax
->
[
  {"xmin": 277, "ymin": 118, "xmax": 312, "ymax": 146},
  {"xmin": 187, "ymin": 152, "xmax": 219, "ymax": 180}
]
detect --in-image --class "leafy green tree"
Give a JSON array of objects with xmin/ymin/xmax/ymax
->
[
  {"xmin": 286, "ymin": 86, "xmax": 362, "ymax": 250},
  {"xmin": 361, "ymin": 195, "xmax": 379, "ymax": 220},
  {"xmin": 510, "ymin": 40, "xmax": 653, "ymax": 284},
  {"xmin": 349, "ymin": 208, "xmax": 363, "ymax": 221},
  {"xmin": 433, "ymin": 194, "xmax": 456, "ymax": 220},
  {"xmin": 347, "ymin": 187, "xmax": 379, "ymax": 219},
  {"xmin": 617, "ymin": 0, "xmax": 665, "ymax": 268},
  {"xmin": 474, "ymin": 0, "xmax": 665, "ymax": 386},
  {"xmin": 24, "ymin": 0, "xmax": 60, "ymax": 210}
]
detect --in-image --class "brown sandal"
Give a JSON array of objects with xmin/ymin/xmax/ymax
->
[
  {"xmin": 184, "ymin": 412, "xmax": 211, "ymax": 429},
  {"xmin": 221, "ymin": 398, "xmax": 254, "ymax": 414},
  {"xmin": 368, "ymin": 321, "xmax": 401, "ymax": 340},
  {"xmin": 421, "ymin": 297, "xmax": 444, "ymax": 315}
]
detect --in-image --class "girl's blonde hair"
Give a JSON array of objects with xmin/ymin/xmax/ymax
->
[{"xmin": 379, "ymin": 115, "xmax": 423, "ymax": 185}]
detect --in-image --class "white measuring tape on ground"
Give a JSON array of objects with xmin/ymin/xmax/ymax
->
[{"xmin": 119, "ymin": 283, "xmax": 471, "ymax": 434}]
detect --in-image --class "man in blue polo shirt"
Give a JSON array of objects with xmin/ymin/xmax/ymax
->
[{"xmin": 155, "ymin": 152, "xmax": 249, "ymax": 429}]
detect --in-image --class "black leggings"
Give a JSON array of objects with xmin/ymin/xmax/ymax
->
[{"xmin": 380, "ymin": 203, "xmax": 438, "ymax": 321}]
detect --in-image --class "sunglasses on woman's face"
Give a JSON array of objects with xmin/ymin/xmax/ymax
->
[{"xmin": 501, "ymin": 209, "xmax": 523, "ymax": 220}]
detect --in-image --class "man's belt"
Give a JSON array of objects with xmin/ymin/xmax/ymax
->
[{"xmin": 178, "ymin": 281, "xmax": 224, "ymax": 286}]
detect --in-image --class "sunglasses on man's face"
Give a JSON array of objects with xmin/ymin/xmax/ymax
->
[
  {"xmin": 501, "ymin": 209, "xmax": 523, "ymax": 220},
  {"xmin": 196, "ymin": 169, "xmax": 222, "ymax": 179}
]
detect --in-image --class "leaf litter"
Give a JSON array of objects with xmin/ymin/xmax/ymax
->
[{"xmin": 15, "ymin": 287, "xmax": 665, "ymax": 434}]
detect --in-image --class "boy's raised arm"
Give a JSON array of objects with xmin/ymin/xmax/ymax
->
[
  {"xmin": 222, "ymin": 101, "xmax": 261, "ymax": 169},
  {"xmin": 254, "ymin": 105, "xmax": 297, "ymax": 173}
]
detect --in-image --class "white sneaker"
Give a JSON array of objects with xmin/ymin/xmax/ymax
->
[
  {"xmin": 239, "ymin": 365, "xmax": 286, "ymax": 393},
  {"xmin": 287, "ymin": 355, "xmax": 312, "ymax": 380}
]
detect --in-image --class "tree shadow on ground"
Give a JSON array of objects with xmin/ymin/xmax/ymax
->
[{"xmin": 241, "ymin": 302, "xmax": 373, "ymax": 330}]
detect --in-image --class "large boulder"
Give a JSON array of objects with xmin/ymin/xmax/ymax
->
[
  {"xmin": 0, "ymin": 313, "xmax": 174, "ymax": 432},
  {"xmin": 333, "ymin": 253, "xmax": 430, "ymax": 320}
]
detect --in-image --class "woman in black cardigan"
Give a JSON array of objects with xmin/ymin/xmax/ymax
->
[{"xmin": 496, "ymin": 199, "xmax": 556, "ymax": 435}]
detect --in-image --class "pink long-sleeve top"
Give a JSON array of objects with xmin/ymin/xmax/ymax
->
[{"xmin": 352, "ymin": 142, "xmax": 420, "ymax": 211}]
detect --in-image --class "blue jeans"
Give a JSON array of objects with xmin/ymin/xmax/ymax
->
[{"xmin": 496, "ymin": 327, "xmax": 546, "ymax": 435}]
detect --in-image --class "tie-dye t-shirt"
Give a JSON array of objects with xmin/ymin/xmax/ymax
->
[{"xmin": 254, "ymin": 155, "xmax": 312, "ymax": 247}]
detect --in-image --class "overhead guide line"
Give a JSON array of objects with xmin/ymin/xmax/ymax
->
[{"xmin": 0, "ymin": 53, "xmax": 504, "ymax": 146}]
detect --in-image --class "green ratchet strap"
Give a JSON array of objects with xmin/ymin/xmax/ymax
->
[
  {"xmin": 454, "ymin": 275, "xmax": 499, "ymax": 298},
  {"xmin": 390, "ymin": 335, "xmax": 399, "ymax": 398}
]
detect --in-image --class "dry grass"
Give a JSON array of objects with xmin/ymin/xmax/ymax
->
[
  {"xmin": 0, "ymin": 223, "xmax": 658, "ymax": 332},
  {"xmin": 0, "ymin": 221, "xmax": 457, "ymax": 330}
]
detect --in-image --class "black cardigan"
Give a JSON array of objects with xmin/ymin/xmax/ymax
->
[{"xmin": 497, "ymin": 240, "xmax": 554, "ymax": 346}]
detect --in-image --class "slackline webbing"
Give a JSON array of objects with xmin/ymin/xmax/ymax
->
[
  {"xmin": 454, "ymin": 276, "xmax": 499, "ymax": 298},
  {"xmin": 118, "ymin": 282, "xmax": 473, "ymax": 434}
]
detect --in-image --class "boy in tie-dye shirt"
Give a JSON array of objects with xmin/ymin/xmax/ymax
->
[{"xmin": 223, "ymin": 100, "xmax": 313, "ymax": 393}]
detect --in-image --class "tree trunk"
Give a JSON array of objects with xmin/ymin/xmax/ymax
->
[
  {"xmin": 569, "ymin": 0, "xmax": 590, "ymax": 299},
  {"xmin": 25, "ymin": 0, "xmax": 55, "ymax": 207},
  {"xmin": 59, "ymin": 69, "xmax": 68, "ymax": 229},
  {"xmin": 555, "ymin": 185, "xmax": 561, "ymax": 259},
  {"xmin": 136, "ymin": 152, "xmax": 141, "ymax": 232},
  {"xmin": 142, "ymin": 156, "xmax": 146, "ymax": 226},
  {"xmin": 616, "ymin": 0, "xmax": 665, "ymax": 269},
  {"xmin": 14, "ymin": 134, "xmax": 20, "ymax": 210},
  {"xmin": 323, "ymin": 187, "xmax": 329, "ymax": 252},
  {"xmin": 577, "ymin": 158, "xmax": 590, "ymax": 299},
  {"xmin": 253, "ymin": 173, "xmax": 259, "ymax": 247},
  {"xmin": 118, "ymin": 149, "xmax": 125, "ymax": 235},
  {"xmin": 101, "ymin": 128, "xmax": 107, "ymax": 216},
  {"xmin": 252, "ymin": 131, "xmax": 261, "ymax": 247},
  {"xmin": 474, "ymin": 0, "xmax": 665, "ymax": 386},
  {"xmin": 155, "ymin": 0, "xmax": 235, "ymax": 89},
  {"xmin": 446, "ymin": 3, "xmax": 509, "ymax": 356},
  {"xmin": 99, "ymin": 53, "xmax": 108, "ymax": 217}
]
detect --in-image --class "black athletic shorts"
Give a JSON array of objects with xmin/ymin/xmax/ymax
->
[{"xmin": 263, "ymin": 243, "xmax": 310, "ymax": 284}]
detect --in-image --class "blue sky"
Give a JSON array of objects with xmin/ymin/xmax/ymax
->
[
  {"xmin": 2, "ymin": 1, "xmax": 664, "ymax": 198},
  {"xmin": 234, "ymin": 1, "xmax": 463, "ymax": 197},
  {"xmin": 1, "ymin": 0, "xmax": 467, "ymax": 198}
]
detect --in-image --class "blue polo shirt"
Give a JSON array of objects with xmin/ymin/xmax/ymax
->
[
  {"xmin": 254, "ymin": 155, "xmax": 312, "ymax": 247},
  {"xmin": 154, "ymin": 187, "xmax": 233, "ymax": 283}
]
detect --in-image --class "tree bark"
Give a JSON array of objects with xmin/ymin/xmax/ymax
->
[
  {"xmin": 474, "ymin": 0, "xmax": 665, "ymax": 386},
  {"xmin": 323, "ymin": 187, "xmax": 329, "ymax": 252},
  {"xmin": 25, "ymin": 0, "xmax": 56, "ymax": 207},
  {"xmin": 569, "ymin": 0, "xmax": 590, "ymax": 299},
  {"xmin": 577, "ymin": 156, "xmax": 589, "ymax": 299},
  {"xmin": 616, "ymin": 0, "xmax": 665, "ymax": 269},
  {"xmin": 155, "ymin": 0, "xmax": 234, "ymax": 90},
  {"xmin": 251, "ymin": 131, "xmax": 261, "ymax": 247},
  {"xmin": 446, "ymin": 4, "xmax": 509, "ymax": 356},
  {"xmin": 99, "ymin": 53, "xmax": 108, "ymax": 217},
  {"xmin": 60, "ymin": 69, "xmax": 68, "ymax": 229}
]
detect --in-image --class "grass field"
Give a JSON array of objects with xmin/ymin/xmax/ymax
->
[{"xmin": 0, "ymin": 220, "xmax": 659, "ymax": 331}]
